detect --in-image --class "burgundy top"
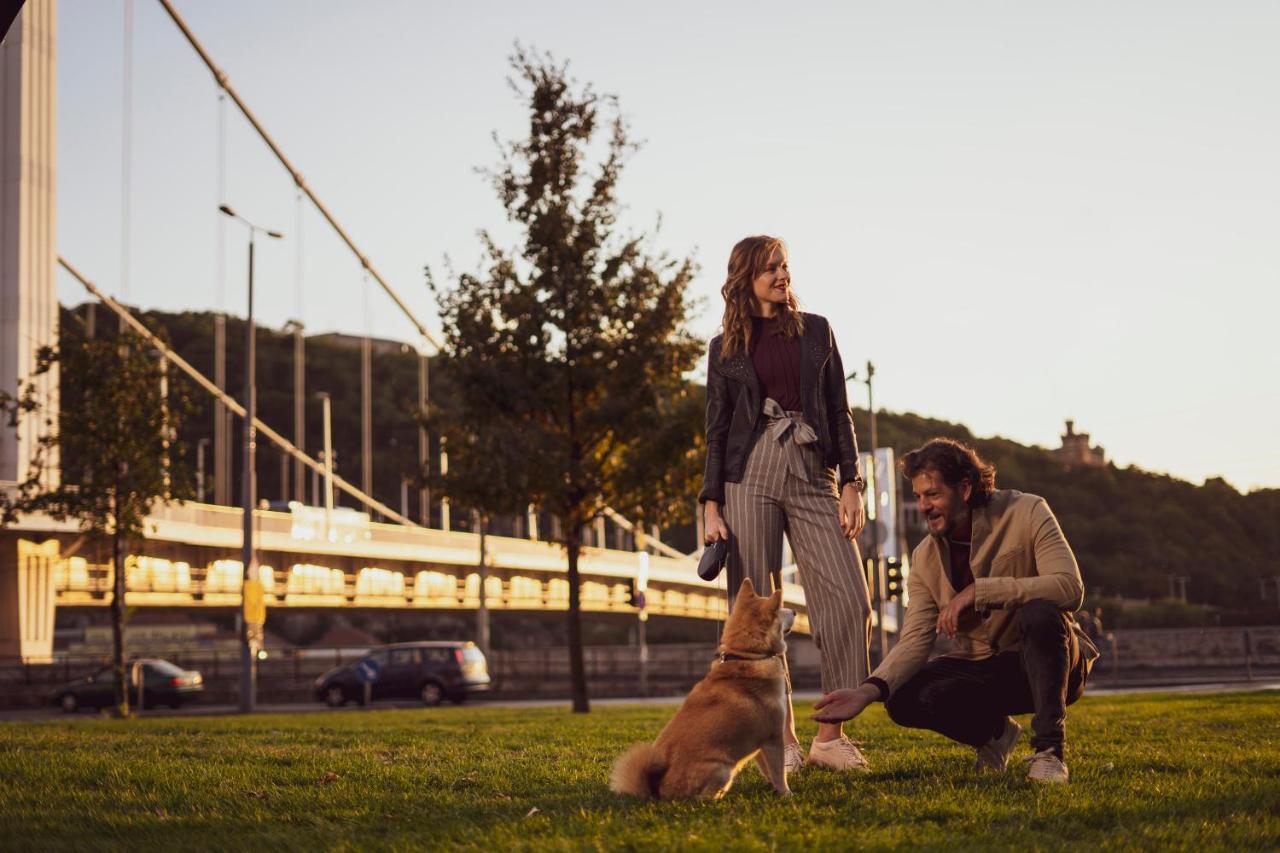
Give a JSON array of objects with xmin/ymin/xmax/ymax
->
[
  {"xmin": 750, "ymin": 315, "xmax": 802, "ymax": 412},
  {"xmin": 947, "ymin": 538, "xmax": 975, "ymax": 591},
  {"xmin": 945, "ymin": 514, "xmax": 975, "ymax": 591}
]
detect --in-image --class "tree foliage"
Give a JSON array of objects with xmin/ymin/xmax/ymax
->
[
  {"xmin": 1, "ymin": 318, "xmax": 193, "ymax": 714},
  {"xmin": 424, "ymin": 47, "xmax": 703, "ymax": 711}
]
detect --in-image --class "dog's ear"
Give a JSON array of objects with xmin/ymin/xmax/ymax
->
[
  {"xmin": 738, "ymin": 577, "xmax": 755, "ymax": 598},
  {"xmin": 768, "ymin": 588, "xmax": 782, "ymax": 610}
]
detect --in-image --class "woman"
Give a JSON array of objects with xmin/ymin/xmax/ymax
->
[{"xmin": 700, "ymin": 234, "xmax": 873, "ymax": 773}]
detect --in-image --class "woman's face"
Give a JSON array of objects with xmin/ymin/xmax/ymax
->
[{"xmin": 750, "ymin": 246, "xmax": 791, "ymax": 315}]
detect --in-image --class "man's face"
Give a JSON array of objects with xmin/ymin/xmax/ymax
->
[{"xmin": 911, "ymin": 469, "xmax": 972, "ymax": 537}]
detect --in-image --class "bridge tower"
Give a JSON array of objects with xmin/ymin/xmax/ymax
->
[{"xmin": 1, "ymin": 1, "xmax": 59, "ymax": 661}]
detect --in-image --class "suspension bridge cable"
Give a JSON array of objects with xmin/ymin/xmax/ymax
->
[
  {"xmin": 293, "ymin": 187, "xmax": 306, "ymax": 502},
  {"xmin": 153, "ymin": 0, "xmax": 439, "ymax": 351},
  {"xmin": 119, "ymin": 0, "xmax": 133, "ymax": 323},
  {"xmin": 213, "ymin": 89, "xmax": 229, "ymax": 505},
  {"xmin": 150, "ymin": 0, "xmax": 688, "ymax": 557},
  {"xmin": 295, "ymin": 187, "xmax": 304, "ymax": 323},
  {"xmin": 362, "ymin": 269, "xmax": 373, "ymax": 500},
  {"xmin": 216, "ymin": 91, "xmax": 226, "ymax": 311},
  {"xmin": 58, "ymin": 255, "xmax": 419, "ymax": 528}
]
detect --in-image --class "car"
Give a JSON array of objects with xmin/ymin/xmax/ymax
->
[
  {"xmin": 50, "ymin": 658, "xmax": 204, "ymax": 712},
  {"xmin": 313, "ymin": 641, "xmax": 490, "ymax": 708}
]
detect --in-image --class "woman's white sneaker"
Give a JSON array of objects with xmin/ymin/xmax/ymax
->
[
  {"xmin": 807, "ymin": 736, "xmax": 870, "ymax": 771},
  {"xmin": 1024, "ymin": 748, "xmax": 1069, "ymax": 783}
]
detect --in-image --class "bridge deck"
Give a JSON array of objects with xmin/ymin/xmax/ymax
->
[{"xmin": 15, "ymin": 502, "xmax": 811, "ymax": 632}]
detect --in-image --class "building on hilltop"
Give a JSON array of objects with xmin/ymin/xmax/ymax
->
[{"xmin": 1054, "ymin": 419, "xmax": 1106, "ymax": 469}]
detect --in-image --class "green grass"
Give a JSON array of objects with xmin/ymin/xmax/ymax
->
[{"xmin": 1, "ymin": 691, "xmax": 1277, "ymax": 851}]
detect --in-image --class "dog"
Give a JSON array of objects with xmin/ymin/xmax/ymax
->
[{"xmin": 609, "ymin": 577, "xmax": 796, "ymax": 800}]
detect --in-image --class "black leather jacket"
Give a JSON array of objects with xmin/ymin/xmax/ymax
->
[{"xmin": 699, "ymin": 313, "xmax": 862, "ymax": 504}]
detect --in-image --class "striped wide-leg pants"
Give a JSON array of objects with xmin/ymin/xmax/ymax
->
[{"xmin": 723, "ymin": 400, "xmax": 872, "ymax": 693}]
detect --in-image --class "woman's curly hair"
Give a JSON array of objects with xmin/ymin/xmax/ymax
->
[{"xmin": 718, "ymin": 235, "xmax": 803, "ymax": 360}]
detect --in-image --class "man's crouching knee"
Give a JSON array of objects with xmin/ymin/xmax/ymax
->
[{"xmin": 1016, "ymin": 598, "xmax": 1069, "ymax": 640}]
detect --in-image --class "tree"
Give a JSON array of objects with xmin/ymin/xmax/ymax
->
[
  {"xmin": 416, "ymin": 367, "xmax": 533, "ymax": 658},
  {"xmin": 606, "ymin": 382, "xmax": 705, "ymax": 534},
  {"xmin": 425, "ymin": 47, "xmax": 703, "ymax": 712},
  {"xmin": 1, "ymin": 319, "xmax": 193, "ymax": 716}
]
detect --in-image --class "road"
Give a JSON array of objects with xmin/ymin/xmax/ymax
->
[{"xmin": 1, "ymin": 681, "xmax": 1277, "ymax": 723}]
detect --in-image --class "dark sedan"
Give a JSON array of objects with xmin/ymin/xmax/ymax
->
[
  {"xmin": 313, "ymin": 642, "xmax": 490, "ymax": 707},
  {"xmin": 50, "ymin": 659, "xmax": 204, "ymax": 712}
]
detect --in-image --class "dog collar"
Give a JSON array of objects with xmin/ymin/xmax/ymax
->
[{"xmin": 716, "ymin": 650, "xmax": 782, "ymax": 663}]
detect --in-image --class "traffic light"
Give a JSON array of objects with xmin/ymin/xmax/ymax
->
[{"xmin": 885, "ymin": 558, "xmax": 904, "ymax": 601}]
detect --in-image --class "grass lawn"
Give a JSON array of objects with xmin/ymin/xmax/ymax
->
[{"xmin": 1, "ymin": 690, "xmax": 1277, "ymax": 851}]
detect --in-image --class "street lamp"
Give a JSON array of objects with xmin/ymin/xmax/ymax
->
[
  {"xmin": 220, "ymin": 203, "xmax": 282, "ymax": 714},
  {"xmin": 848, "ymin": 361, "xmax": 886, "ymax": 661}
]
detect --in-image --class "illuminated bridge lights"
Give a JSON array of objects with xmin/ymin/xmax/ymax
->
[{"xmin": 42, "ymin": 549, "xmax": 807, "ymax": 631}]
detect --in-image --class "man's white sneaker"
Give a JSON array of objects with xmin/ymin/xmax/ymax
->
[
  {"xmin": 784, "ymin": 742, "xmax": 804, "ymax": 775},
  {"xmin": 806, "ymin": 736, "xmax": 870, "ymax": 771},
  {"xmin": 974, "ymin": 717, "xmax": 1022, "ymax": 772},
  {"xmin": 1024, "ymin": 748, "xmax": 1069, "ymax": 784}
]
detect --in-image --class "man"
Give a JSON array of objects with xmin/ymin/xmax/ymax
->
[{"xmin": 812, "ymin": 438, "xmax": 1098, "ymax": 783}]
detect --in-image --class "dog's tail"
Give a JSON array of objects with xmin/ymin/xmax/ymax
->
[{"xmin": 609, "ymin": 742, "xmax": 667, "ymax": 799}]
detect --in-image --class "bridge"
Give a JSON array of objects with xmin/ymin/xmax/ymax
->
[
  {"xmin": 29, "ymin": 499, "xmax": 808, "ymax": 625},
  {"xmin": 0, "ymin": 2, "xmax": 829, "ymax": 662}
]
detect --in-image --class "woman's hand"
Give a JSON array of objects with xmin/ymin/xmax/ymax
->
[
  {"xmin": 839, "ymin": 484, "xmax": 866, "ymax": 540},
  {"xmin": 704, "ymin": 500, "xmax": 730, "ymax": 544}
]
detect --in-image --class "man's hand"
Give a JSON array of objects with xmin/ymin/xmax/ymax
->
[
  {"xmin": 839, "ymin": 484, "xmax": 866, "ymax": 540},
  {"xmin": 704, "ymin": 500, "xmax": 730, "ymax": 544},
  {"xmin": 811, "ymin": 683, "xmax": 880, "ymax": 724},
  {"xmin": 936, "ymin": 583, "xmax": 977, "ymax": 639}
]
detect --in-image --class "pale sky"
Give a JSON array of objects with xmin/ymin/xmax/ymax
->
[{"xmin": 54, "ymin": 1, "xmax": 1280, "ymax": 491}]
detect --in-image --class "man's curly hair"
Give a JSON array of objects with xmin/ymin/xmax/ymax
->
[{"xmin": 900, "ymin": 438, "xmax": 997, "ymax": 507}]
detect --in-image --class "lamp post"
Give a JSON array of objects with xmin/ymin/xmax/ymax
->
[
  {"xmin": 219, "ymin": 203, "xmax": 282, "ymax": 714},
  {"xmin": 848, "ymin": 361, "xmax": 886, "ymax": 661}
]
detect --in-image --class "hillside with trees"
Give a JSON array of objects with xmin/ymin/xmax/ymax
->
[
  {"xmin": 857, "ymin": 408, "xmax": 1280, "ymax": 623},
  {"xmin": 58, "ymin": 304, "xmax": 1279, "ymax": 623}
]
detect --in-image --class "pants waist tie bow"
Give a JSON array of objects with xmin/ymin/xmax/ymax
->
[{"xmin": 762, "ymin": 398, "xmax": 817, "ymax": 482}]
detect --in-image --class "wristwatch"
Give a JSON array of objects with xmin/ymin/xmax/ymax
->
[{"xmin": 846, "ymin": 475, "xmax": 867, "ymax": 494}]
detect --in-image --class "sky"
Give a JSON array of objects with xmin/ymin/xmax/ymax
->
[{"xmin": 53, "ymin": 1, "xmax": 1280, "ymax": 491}]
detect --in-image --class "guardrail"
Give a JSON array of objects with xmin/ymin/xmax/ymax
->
[{"xmin": 6, "ymin": 627, "xmax": 1280, "ymax": 710}]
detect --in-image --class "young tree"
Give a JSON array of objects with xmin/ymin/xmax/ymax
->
[
  {"xmin": 426, "ymin": 48, "xmax": 703, "ymax": 712},
  {"xmin": 606, "ymin": 382, "xmax": 706, "ymax": 535},
  {"xmin": 416, "ymin": 373, "xmax": 533, "ymax": 658},
  {"xmin": 1, "ymin": 319, "xmax": 192, "ymax": 716}
]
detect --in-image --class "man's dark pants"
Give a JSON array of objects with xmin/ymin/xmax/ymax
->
[{"xmin": 884, "ymin": 600, "xmax": 1088, "ymax": 758}]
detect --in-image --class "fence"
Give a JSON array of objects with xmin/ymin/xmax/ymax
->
[
  {"xmin": 0, "ymin": 642, "xmax": 777, "ymax": 710},
  {"xmin": 4, "ymin": 626, "xmax": 1278, "ymax": 710}
]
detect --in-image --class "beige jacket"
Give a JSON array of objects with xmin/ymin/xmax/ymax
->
[{"xmin": 870, "ymin": 490, "xmax": 1088, "ymax": 696}]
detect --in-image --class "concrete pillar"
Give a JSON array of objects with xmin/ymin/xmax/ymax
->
[
  {"xmin": 1, "ymin": 1, "xmax": 58, "ymax": 491},
  {"xmin": 0, "ymin": 534, "xmax": 58, "ymax": 661}
]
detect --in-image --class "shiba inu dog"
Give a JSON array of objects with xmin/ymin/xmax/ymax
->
[{"xmin": 609, "ymin": 577, "xmax": 795, "ymax": 799}]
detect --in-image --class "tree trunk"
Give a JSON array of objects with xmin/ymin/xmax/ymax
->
[
  {"xmin": 476, "ymin": 513, "xmax": 490, "ymax": 658},
  {"xmin": 565, "ymin": 526, "xmax": 589, "ymax": 713},
  {"xmin": 110, "ymin": 528, "xmax": 129, "ymax": 717}
]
